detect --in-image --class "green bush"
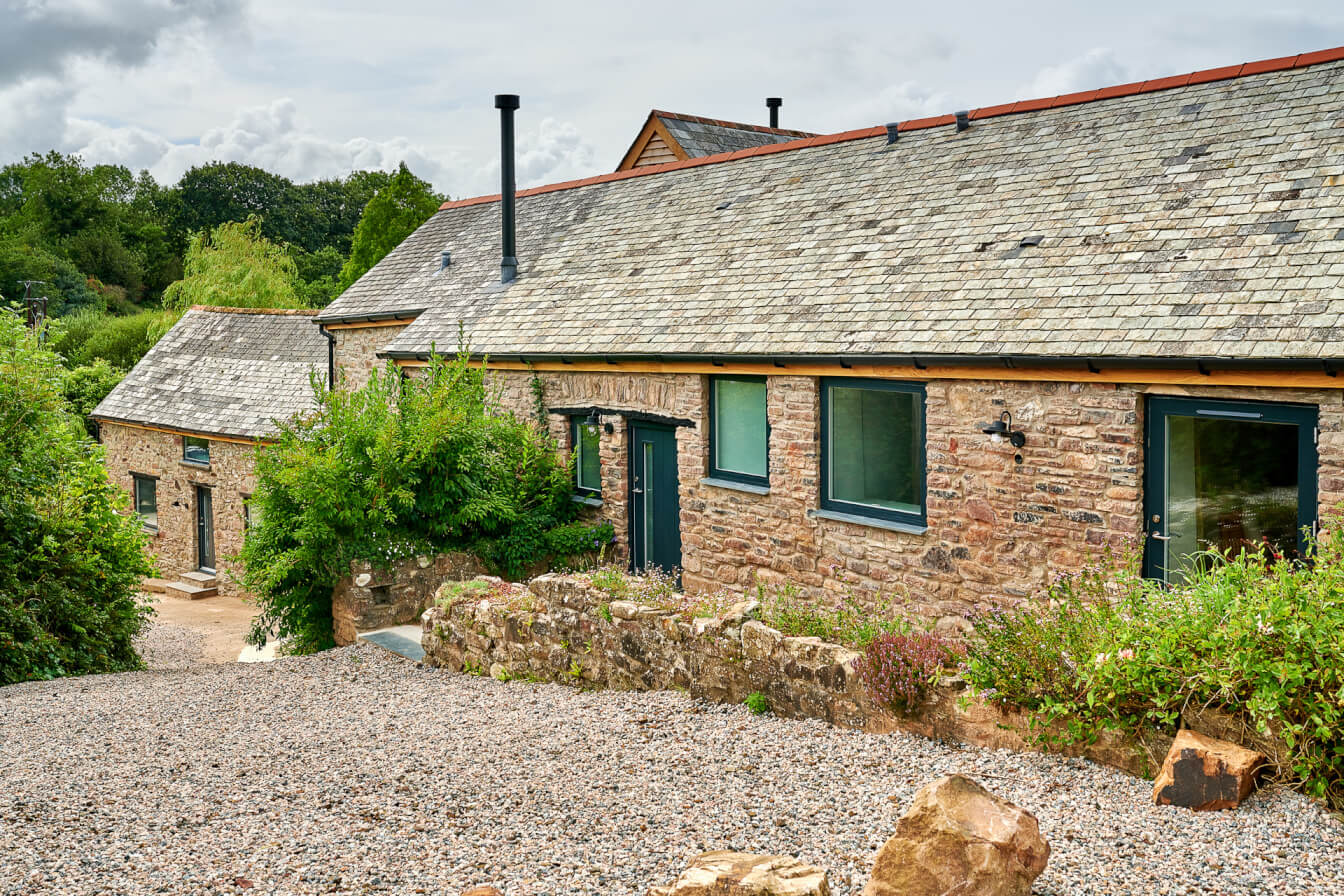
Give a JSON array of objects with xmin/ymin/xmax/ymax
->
[
  {"xmin": 0, "ymin": 314, "xmax": 153, "ymax": 684},
  {"xmin": 744, "ymin": 692, "xmax": 770, "ymax": 715},
  {"xmin": 240, "ymin": 352, "xmax": 578, "ymax": 654},
  {"xmin": 963, "ymin": 535, "xmax": 1344, "ymax": 808},
  {"xmin": 755, "ymin": 578, "xmax": 908, "ymax": 649},
  {"xmin": 61, "ymin": 360, "xmax": 126, "ymax": 437},
  {"xmin": 51, "ymin": 308, "xmax": 178, "ymax": 369}
]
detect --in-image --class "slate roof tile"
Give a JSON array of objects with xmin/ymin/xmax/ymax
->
[
  {"xmin": 92, "ymin": 307, "xmax": 328, "ymax": 440},
  {"xmin": 320, "ymin": 58, "xmax": 1344, "ymax": 364}
]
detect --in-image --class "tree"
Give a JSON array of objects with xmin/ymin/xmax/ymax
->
[
  {"xmin": 337, "ymin": 163, "xmax": 443, "ymax": 292},
  {"xmin": 0, "ymin": 313, "xmax": 153, "ymax": 683},
  {"xmin": 162, "ymin": 219, "xmax": 304, "ymax": 310}
]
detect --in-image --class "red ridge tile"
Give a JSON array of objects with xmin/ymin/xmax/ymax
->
[{"xmin": 437, "ymin": 45, "xmax": 1344, "ymax": 213}]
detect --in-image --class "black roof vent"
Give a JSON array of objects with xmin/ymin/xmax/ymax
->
[
  {"xmin": 439, "ymin": 250, "xmax": 451, "ymax": 270},
  {"xmin": 885, "ymin": 122, "xmax": 899, "ymax": 144},
  {"xmin": 955, "ymin": 110, "xmax": 970, "ymax": 132},
  {"xmin": 1019, "ymin": 235, "xmax": 1043, "ymax": 248},
  {"xmin": 766, "ymin": 97, "xmax": 782, "ymax": 128}
]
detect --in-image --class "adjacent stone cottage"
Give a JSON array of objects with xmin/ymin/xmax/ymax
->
[
  {"xmin": 92, "ymin": 306, "xmax": 328, "ymax": 597},
  {"xmin": 315, "ymin": 48, "xmax": 1344, "ymax": 625}
]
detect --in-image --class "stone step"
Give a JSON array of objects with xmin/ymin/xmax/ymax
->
[
  {"xmin": 141, "ymin": 577, "xmax": 170, "ymax": 594},
  {"xmin": 164, "ymin": 581, "xmax": 218, "ymax": 601},
  {"xmin": 180, "ymin": 570, "xmax": 218, "ymax": 588}
]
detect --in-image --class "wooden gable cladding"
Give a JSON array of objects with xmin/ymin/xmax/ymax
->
[
  {"xmin": 618, "ymin": 114, "xmax": 691, "ymax": 170},
  {"xmin": 632, "ymin": 132, "xmax": 681, "ymax": 168}
]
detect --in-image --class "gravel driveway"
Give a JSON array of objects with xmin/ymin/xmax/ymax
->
[{"xmin": 2, "ymin": 642, "xmax": 1340, "ymax": 896}]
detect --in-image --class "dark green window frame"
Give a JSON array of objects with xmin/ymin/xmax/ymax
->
[
  {"xmin": 183, "ymin": 435, "xmax": 210, "ymax": 466},
  {"xmin": 571, "ymin": 416, "xmax": 602, "ymax": 497},
  {"xmin": 708, "ymin": 375, "xmax": 770, "ymax": 487},
  {"xmin": 820, "ymin": 378, "xmax": 927, "ymax": 527},
  {"xmin": 132, "ymin": 473, "xmax": 158, "ymax": 530}
]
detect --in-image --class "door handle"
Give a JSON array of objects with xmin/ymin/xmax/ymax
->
[
  {"xmin": 631, "ymin": 487, "xmax": 643, "ymax": 495},
  {"xmin": 1150, "ymin": 534, "xmax": 1171, "ymax": 541}
]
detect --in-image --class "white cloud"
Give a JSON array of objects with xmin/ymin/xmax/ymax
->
[
  {"xmin": 1019, "ymin": 48, "xmax": 1132, "ymax": 99},
  {"xmin": 841, "ymin": 81, "xmax": 951, "ymax": 128},
  {"xmin": 473, "ymin": 118, "xmax": 599, "ymax": 194}
]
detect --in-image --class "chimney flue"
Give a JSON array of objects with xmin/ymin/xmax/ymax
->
[
  {"xmin": 495, "ymin": 93, "xmax": 520, "ymax": 283},
  {"xmin": 766, "ymin": 97, "xmax": 782, "ymax": 128}
]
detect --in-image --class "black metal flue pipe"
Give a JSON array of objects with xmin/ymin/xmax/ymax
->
[
  {"xmin": 766, "ymin": 97, "xmax": 781, "ymax": 128},
  {"xmin": 495, "ymin": 93, "xmax": 520, "ymax": 283}
]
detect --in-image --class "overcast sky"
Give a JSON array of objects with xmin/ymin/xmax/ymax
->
[{"xmin": 2, "ymin": 1, "xmax": 1342, "ymax": 199}]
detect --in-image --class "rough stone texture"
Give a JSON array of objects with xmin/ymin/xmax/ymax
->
[
  {"xmin": 331, "ymin": 551, "xmax": 485, "ymax": 645},
  {"xmin": 100, "ymin": 421, "xmax": 256, "ymax": 594},
  {"xmin": 331, "ymin": 323, "xmax": 409, "ymax": 390},
  {"xmin": 1153, "ymin": 729, "xmax": 1268, "ymax": 811},
  {"xmin": 422, "ymin": 573, "xmax": 1177, "ymax": 777},
  {"xmin": 460, "ymin": 888, "xmax": 505, "ymax": 896},
  {"xmin": 489, "ymin": 369, "xmax": 1344, "ymax": 624},
  {"xmin": 648, "ymin": 851, "xmax": 830, "ymax": 896},
  {"xmin": 862, "ymin": 775, "xmax": 1049, "ymax": 896}
]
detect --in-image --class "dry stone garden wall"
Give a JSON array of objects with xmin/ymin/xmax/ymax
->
[
  {"xmin": 421, "ymin": 572, "xmax": 1171, "ymax": 778},
  {"xmin": 332, "ymin": 551, "xmax": 485, "ymax": 645}
]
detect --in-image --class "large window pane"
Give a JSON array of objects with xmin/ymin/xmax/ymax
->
[
  {"xmin": 183, "ymin": 436, "xmax": 210, "ymax": 465},
  {"xmin": 574, "ymin": 418, "xmax": 601, "ymax": 494},
  {"xmin": 713, "ymin": 377, "xmax": 767, "ymax": 480},
  {"xmin": 827, "ymin": 384, "xmax": 922, "ymax": 516}
]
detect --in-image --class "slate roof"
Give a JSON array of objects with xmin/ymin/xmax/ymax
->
[
  {"xmin": 657, "ymin": 111, "xmax": 814, "ymax": 158},
  {"xmin": 92, "ymin": 307, "xmax": 328, "ymax": 440},
  {"xmin": 319, "ymin": 50, "xmax": 1344, "ymax": 366}
]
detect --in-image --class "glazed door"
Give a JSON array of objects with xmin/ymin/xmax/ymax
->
[
  {"xmin": 1143, "ymin": 397, "xmax": 1317, "ymax": 582},
  {"xmin": 196, "ymin": 485, "xmax": 216, "ymax": 572},
  {"xmin": 629, "ymin": 423, "xmax": 682, "ymax": 576}
]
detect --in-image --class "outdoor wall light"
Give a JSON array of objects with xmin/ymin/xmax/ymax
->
[
  {"xmin": 584, "ymin": 409, "xmax": 600, "ymax": 429},
  {"xmin": 980, "ymin": 411, "xmax": 1026, "ymax": 448}
]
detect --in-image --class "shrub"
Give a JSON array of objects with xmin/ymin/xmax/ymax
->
[
  {"xmin": 51, "ymin": 308, "xmax": 178, "ymax": 369},
  {"xmin": 0, "ymin": 314, "xmax": 153, "ymax": 683},
  {"xmin": 61, "ymin": 360, "xmax": 125, "ymax": 437},
  {"xmin": 744, "ymin": 692, "xmax": 770, "ymax": 715},
  {"xmin": 240, "ymin": 352, "xmax": 577, "ymax": 654},
  {"xmin": 857, "ymin": 631, "xmax": 965, "ymax": 714},
  {"xmin": 962, "ymin": 535, "xmax": 1344, "ymax": 808},
  {"xmin": 544, "ymin": 520, "xmax": 616, "ymax": 567}
]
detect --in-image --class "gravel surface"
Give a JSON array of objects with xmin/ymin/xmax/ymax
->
[
  {"xmin": 134, "ymin": 621, "xmax": 206, "ymax": 671},
  {"xmin": 2, "ymin": 644, "xmax": 1341, "ymax": 896}
]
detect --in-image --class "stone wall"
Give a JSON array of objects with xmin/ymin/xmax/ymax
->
[
  {"xmin": 332, "ymin": 552, "xmax": 485, "ymax": 645},
  {"xmin": 100, "ymin": 421, "xmax": 257, "ymax": 593},
  {"xmin": 422, "ymin": 573, "xmax": 1172, "ymax": 777},
  {"xmin": 486, "ymin": 369, "xmax": 1344, "ymax": 624},
  {"xmin": 330, "ymin": 323, "xmax": 409, "ymax": 390}
]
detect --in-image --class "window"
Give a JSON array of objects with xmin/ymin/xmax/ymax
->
[
  {"xmin": 132, "ymin": 474, "xmax": 157, "ymax": 529},
  {"xmin": 243, "ymin": 495, "xmax": 259, "ymax": 531},
  {"xmin": 709, "ymin": 375, "xmax": 768, "ymax": 486},
  {"xmin": 571, "ymin": 416, "xmax": 602, "ymax": 496},
  {"xmin": 183, "ymin": 436, "xmax": 210, "ymax": 465},
  {"xmin": 821, "ymin": 378, "xmax": 926, "ymax": 526}
]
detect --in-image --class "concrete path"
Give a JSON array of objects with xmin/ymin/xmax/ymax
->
[
  {"xmin": 148, "ymin": 591, "xmax": 261, "ymax": 663},
  {"xmin": 356, "ymin": 624, "xmax": 425, "ymax": 661}
]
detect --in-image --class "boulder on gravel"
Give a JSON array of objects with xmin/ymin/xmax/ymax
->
[
  {"xmin": 1153, "ymin": 729, "xmax": 1266, "ymax": 811},
  {"xmin": 648, "ymin": 851, "xmax": 830, "ymax": 896},
  {"xmin": 862, "ymin": 774, "xmax": 1049, "ymax": 896},
  {"xmin": 460, "ymin": 887, "xmax": 504, "ymax": 896}
]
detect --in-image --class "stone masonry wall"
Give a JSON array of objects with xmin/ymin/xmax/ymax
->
[
  {"xmin": 331, "ymin": 323, "xmax": 408, "ymax": 390},
  {"xmin": 100, "ymin": 421, "xmax": 257, "ymax": 593},
  {"xmin": 486, "ymin": 369, "xmax": 1344, "ymax": 624},
  {"xmin": 422, "ymin": 573, "xmax": 1174, "ymax": 778},
  {"xmin": 331, "ymin": 551, "xmax": 485, "ymax": 646}
]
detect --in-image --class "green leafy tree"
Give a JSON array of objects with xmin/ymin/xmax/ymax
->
[
  {"xmin": 241, "ymin": 352, "xmax": 576, "ymax": 654},
  {"xmin": 337, "ymin": 163, "xmax": 443, "ymax": 292},
  {"xmin": 0, "ymin": 313, "xmax": 153, "ymax": 684},
  {"xmin": 52, "ymin": 309, "xmax": 179, "ymax": 369},
  {"xmin": 61, "ymin": 360, "xmax": 126, "ymax": 437},
  {"xmin": 162, "ymin": 219, "xmax": 304, "ymax": 310}
]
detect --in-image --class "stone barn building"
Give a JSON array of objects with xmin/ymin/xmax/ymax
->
[
  {"xmin": 93, "ymin": 306, "xmax": 328, "ymax": 598},
  {"xmin": 313, "ymin": 47, "xmax": 1344, "ymax": 627}
]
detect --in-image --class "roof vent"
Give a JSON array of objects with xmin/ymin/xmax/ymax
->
[
  {"xmin": 955, "ymin": 110, "xmax": 970, "ymax": 132},
  {"xmin": 766, "ymin": 97, "xmax": 782, "ymax": 128},
  {"xmin": 495, "ymin": 93, "xmax": 520, "ymax": 284},
  {"xmin": 439, "ymin": 249, "xmax": 452, "ymax": 271},
  {"xmin": 885, "ymin": 122, "xmax": 899, "ymax": 144},
  {"xmin": 1019, "ymin": 235, "xmax": 1043, "ymax": 248}
]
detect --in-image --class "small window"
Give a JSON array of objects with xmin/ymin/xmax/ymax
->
[
  {"xmin": 571, "ymin": 416, "xmax": 601, "ymax": 496},
  {"xmin": 183, "ymin": 436, "xmax": 210, "ymax": 465},
  {"xmin": 709, "ymin": 375, "xmax": 768, "ymax": 486},
  {"xmin": 243, "ymin": 495, "xmax": 259, "ymax": 531},
  {"xmin": 132, "ymin": 474, "xmax": 157, "ymax": 529},
  {"xmin": 821, "ymin": 378, "xmax": 926, "ymax": 526}
]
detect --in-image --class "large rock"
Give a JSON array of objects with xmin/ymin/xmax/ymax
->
[
  {"xmin": 648, "ymin": 851, "xmax": 830, "ymax": 896},
  {"xmin": 862, "ymin": 775, "xmax": 1049, "ymax": 896},
  {"xmin": 1153, "ymin": 729, "xmax": 1266, "ymax": 811}
]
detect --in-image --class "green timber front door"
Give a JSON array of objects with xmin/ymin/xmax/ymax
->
[
  {"xmin": 1143, "ymin": 396, "xmax": 1317, "ymax": 582},
  {"xmin": 196, "ymin": 485, "xmax": 216, "ymax": 572},
  {"xmin": 629, "ymin": 422, "xmax": 682, "ymax": 576}
]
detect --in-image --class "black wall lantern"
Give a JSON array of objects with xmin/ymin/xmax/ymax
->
[{"xmin": 981, "ymin": 411, "xmax": 1026, "ymax": 448}]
